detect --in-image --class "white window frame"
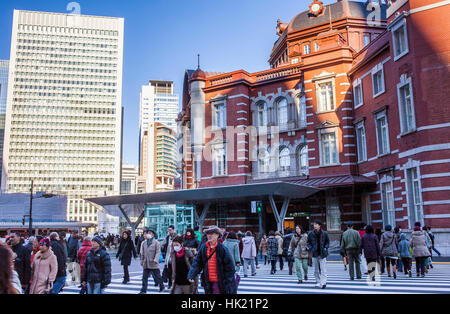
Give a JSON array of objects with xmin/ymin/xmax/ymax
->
[
  {"xmin": 212, "ymin": 143, "xmax": 227, "ymax": 177},
  {"xmin": 258, "ymin": 148, "xmax": 271, "ymax": 174},
  {"xmin": 371, "ymin": 63, "xmax": 385, "ymax": 98},
  {"xmin": 297, "ymin": 145, "xmax": 309, "ymax": 175},
  {"xmin": 314, "ymin": 42, "xmax": 319, "ymax": 52},
  {"xmin": 375, "ymin": 110, "xmax": 390, "ymax": 156},
  {"xmin": 380, "ymin": 174, "xmax": 396, "ymax": 227},
  {"xmin": 315, "ymin": 78, "xmax": 336, "ymax": 113},
  {"xmin": 353, "ymin": 78, "xmax": 363, "ymax": 108},
  {"xmin": 279, "ymin": 147, "xmax": 291, "ymax": 172},
  {"xmin": 319, "ymin": 127, "xmax": 340, "ymax": 166},
  {"xmin": 257, "ymin": 101, "xmax": 268, "ymax": 127},
  {"xmin": 404, "ymin": 160, "xmax": 424, "ymax": 229},
  {"xmin": 276, "ymin": 97, "xmax": 289, "ymax": 126},
  {"xmin": 356, "ymin": 121, "xmax": 367, "ymax": 162},
  {"xmin": 211, "ymin": 101, "xmax": 227, "ymax": 130},
  {"xmin": 391, "ymin": 18, "xmax": 409, "ymax": 61},
  {"xmin": 304, "ymin": 44, "xmax": 311, "ymax": 55},
  {"xmin": 397, "ymin": 75, "xmax": 416, "ymax": 134}
]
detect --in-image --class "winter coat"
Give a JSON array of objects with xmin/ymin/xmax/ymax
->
[
  {"xmin": 267, "ymin": 236, "xmax": 279, "ymax": 261},
  {"xmin": 259, "ymin": 238, "xmax": 268, "ymax": 255},
  {"xmin": 380, "ymin": 231, "xmax": 399, "ymax": 258},
  {"xmin": 282, "ymin": 233, "xmax": 294, "ymax": 257},
  {"xmin": 30, "ymin": 250, "xmax": 58, "ymax": 294},
  {"xmin": 398, "ymin": 234, "xmax": 411, "ymax": 258},
  {"xmin": 77, "ymin": 241, "xmax": 92, "ymax": 277},
  {"xmin": 223, "ymin": 239, "xmax": 241, "ymax": 272},
  {"xmin": 187, "ymin": 242, "xmax": 236, "ymax": 294},
  {"xmin": 289, "ymin": 233, "xmax": 309, "ymax": 259},
  {"xmin": 67, "ymin": 236, "xmax": 80, "ymax": 261},
  {"xmin": 170, "ymin": 249, "xmax": 197, "ymax": 294},
  {"xmin": 341, "ymin": 228, "xmax": 361, "ymax": 251},
  {"xmin": 359, "ymin": 233, "xmax": 380, "ymax": 260},
  {"xmin": 116, "ymin": 238, "xmax": 137, "ymax": 266},
  {"xmin": 307, "ymin": 230, "xmax": 330, "ymax": 259},
  {"xmin": 140, "ymin": 238, "xmax": 161, "ymax": 270},
  {"xmin": 275, "ymin": 235, "xmax": 283, "ymax": 255},
  {"xmin": 82, "ymin": 248, "xmax": 112, "ymax": 288},
  {"xmin": 241, "ymin": 236, "xmax": 257, "ymax": 259},
  {"xmin": 184, "ymin": 236, "xmax": 200, "ymax": 251},
  {"xmin": 411, "ymin": 231, "xmax": 431, "ymax": 258},
  {"xmin": 50, "ymin": 240, "xmax": 66, "ymax": 278},
  {"xmin": 11, "ymin": 243, "xmax": 31, "ymax": 287}
]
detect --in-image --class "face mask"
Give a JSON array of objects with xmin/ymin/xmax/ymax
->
[
  {"xmin": 173, "ymin": 245, "xmax": 182, "ymax": 252},
  {"xmin": 146, "ymin": 234, "xmax": 153, "ymax": 240}
]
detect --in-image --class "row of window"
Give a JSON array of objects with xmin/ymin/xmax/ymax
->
[
  {"xmin": 18, "ymin": 38, "xmax": 118, "ymax": 49},
  {"xmin": 18, "ymin": 51, "xmax": 118, "ymax": 62},
  {"xmin": 15, "ymin": 78, "xmax": 117, "ymax": 87},
  {"xmin": 15, "ymin": 71, "xmax": 118, "ymax": 81},
  {"xmin": 17, "ymin": 45, "xmax": 118, "ymax": 55},
  {"xmin": 18, "ymin": 24, "xmax": 119, "ymax": 37}
]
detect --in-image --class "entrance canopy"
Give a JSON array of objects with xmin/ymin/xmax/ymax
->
[{"xmin": 86, "ymin": 182, "xmax": 320, "ymax": 236}]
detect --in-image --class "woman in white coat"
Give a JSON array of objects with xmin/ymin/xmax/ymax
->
[{"xmin": 241, "ymin": 231, "xmax": 257, "ymax": 277}]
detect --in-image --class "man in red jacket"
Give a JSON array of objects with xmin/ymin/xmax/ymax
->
[{"xmin": 77, "ymin": 236, "xmax": 92, "ymax": 294}]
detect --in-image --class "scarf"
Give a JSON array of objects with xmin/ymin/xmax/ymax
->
[{"xmin": 176, "ymin": 247, "xmax": 185, "ymax": 258}]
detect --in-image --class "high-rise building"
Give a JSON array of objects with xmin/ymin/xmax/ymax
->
[
  {"xmin": 139, "ymin": 123, "xmax": 177, "ymax": 192},
  {"xmin": 0, "ymin": 60, "xmax": 9, "ymax": 189},
  {"xmin": 121, "ymin": 163, "xmax": 139, "ymax": 194},
  {"xmin": 2, "ymin": 10, "xmax": 124, "ymax": 228}
]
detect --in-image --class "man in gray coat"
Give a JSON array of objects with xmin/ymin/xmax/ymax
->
[{"xmin": 139, "ymin": 229, "xmax": 164, "ymax": 293}]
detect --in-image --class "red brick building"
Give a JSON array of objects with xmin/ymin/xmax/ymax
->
[{"xmin": 177, "ymin": 0, "xmax": 450, "ymax": 251}]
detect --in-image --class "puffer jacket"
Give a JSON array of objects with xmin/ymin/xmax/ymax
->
[
  {"xmin": 398, "ymin": 234, "xmax": 411, "ymax": 258},
  {"xmin": 380, "ymin": 231, "xmax": 399, "ymax": 257},
  {"xmin": 267, "ymin": 236, "xmax": 279, "ymax": 261},
  {"xmin": 410, "ymin": 230, "xmax": 431, "ymax": 258},
  {"xmin": 82, "ymin": 247, "xmax": 111, "ymax": 288},
  {"xmin": 241, "ymin": 236, "xmax": 257, "ymax": 259},
  {"xmin": 289, "ymin": 233, "xmax": 309, "ymax": 259}
]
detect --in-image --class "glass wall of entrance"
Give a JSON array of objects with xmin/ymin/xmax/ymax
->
[{"xmin": 144, "ymin": 204, "xmax": 195, "ymax": 239}]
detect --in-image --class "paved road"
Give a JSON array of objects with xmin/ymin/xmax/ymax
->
[{"xmin": 62, "ymin": 256, "xmax": 450, "ymax": 294}]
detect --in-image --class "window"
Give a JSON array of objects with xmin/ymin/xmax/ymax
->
[
  {"xmin": 298, "ymin": 95, "xmax": 307, "ymax": 128},
  {"xmin": 353, "ymin": 79, "xmax": 363, "ymax": 108},
  {"xmin": 363, "ymin": 35, "xmax": 370, "ymax": 47},
  {"xmin": 405, "ymin": 166, "xmax": 424, "ymax": 228},
  {"xmin": 326, "ymin": 194, "xmax": 341, "ymax": 231},
  {"xmin": 258, "ymin": 148, "xmax": 270, "ymax": 173},
  {"xmin": 372, "ymin": 65, "xmax": 385, "ymax": 97},
  {"xmin": 361, "ymin": 193, "xmax": 372, "ymax": 225},
  {"xmin": 212, "ymin": 102, "xmax": 226, "ymax": 129},
  {"xmin": 291, "ymin": 58, "xmax": 299, "ymax": 65},
  {"xmin": 317, "ymin": 81, "xmax": 335, "ymax": 112},
  {"xmin": 257, "ymin": 102, "xmax": 268, "ymax": 127},
  {"xmin": 381, "ymin": 176, "xmax": 396, "ymax": 226},
  {"xmin": 297, "ymin": 145, "xmax": 308, "ymax": 175},
  {"xmin": 320, "ymin": 130, "xmax": 339, "ymax": 165},
  {"xmin": 276, "ymin": 98, "xmax": 289, "ymax": 125},
  {"xmin": 212, "ymin": 143, "xmax": 227, "ymax": 176},
  {"xmin": 279, "ymin": 147, "xmax": 290, "ymax": 172},
  {"xmin": 314, "ymin": 42, "xmax": 319, "ymax": 52},
  {"xmin": 392, "ymin": 19, "xmax": 408, "ymax": 60},
  {"xmin": 356, "ymin": 121, "xmax": 367, "ymax": 162},
  {"xmin": 375, "ymin": 111, "xmax": 390, "ymax": 155},
  {"xmin": 304, "ymin": 44, "xmax": 311, "ymax": 55},
  {"xmin": 397, "ymin": 76, "xmax": 416, "ymax": 133}
]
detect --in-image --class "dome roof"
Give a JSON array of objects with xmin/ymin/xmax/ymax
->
[{"xmin": 190, "ymin": 68, "xmax": 207, "ymax": 81}]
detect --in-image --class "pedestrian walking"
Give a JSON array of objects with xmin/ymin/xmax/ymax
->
[
  {"xmin": 162, "ymin": 225, "xmax": 177, "ymax": 289},
  {"xmin": 339, "ymin": 227, "xmax": 349, "ymax": 272},
  {"xmin": 183, "ymin": 228, "xmax": 200, "ymax": 256},
  {"xmin": 341, "ymin": 222, "xmax": 362, "ymax": 280},
  {"xmin": 359, "ymin": 225, "xmax": 380, "ymax": 281},
  {"xmin": 29, "ymin": 238, "xmax": 58, "ymax": 294},
  {"xmin": 411, "ymin": 222, "xmax": 431, "ymax": 278},
  {"xmin": 398, "ymin": 233, "xmax": 412, "ymax": 277},
  {"xmin": 241, "ymin": 231, "xmax": 257, "ymax": 278},
  {"xmin": 375, "ymin": 228, "xmax": 385, "ymax": 274},
  {"xmin": 58, "ymin": 231, "xmax": 69, "ymax": 262},
  {"xmin": 170, "ymin": 236, "xmax": 197, "ymax": 294},
  {"xmin": 275, "ymin": 231, "xmax": 284, "ymax": 271},
  {"xmin": 67, "ymin": 230, "xmax": 81, "ymax": 263},
  {"xmin": 380, "ymin": 225, "xmax": 399, "ymax": 279},
  {"xmin": 289, "ymin": 225, "xmax": 309, "ymax": 284},
  {"xmin": 267, "ymin": 231, "xmax": 278, "ymax": 275},
  {"xmin": 187, "ymin": 226, "xmax": 236, "ymax": 294},
  {"xmin": 49, "ymin": 232, "xmax": 67, "ymax": 294},
  {"xmin": 30, "ymin": 236, "xmax": 43, "ymax": 265},
  {"xmin": 9, "ymin": 232, "xmax": 31, "ymax": 293},
  {"xmin": 282, "ymin": 229, "xmax": 295, "ymax": 275},
  {"xmin": 423, "ymin": 227, "xmax": 433, "ymax": 271},
  {"xmin": 223, "ymin": 232, "xmax": 241, "ymax": 290},
  {"xmin": 426, "ymin": 226, "xmax": 441, "ymax": 257},
  {"xmin": 81, "ymin": 236, "xmax": 112, "ymax": 294},
  {"xmin": 0, "ymin": 243, "xmax": 21, "ymax": 294},
  {"xmin": 116, "ymin": 231, "xmax": 137, "ymax": 284},
  {"xmin": 259, "ymin": 235, "xmax": 268, "ymax": 265},
  {"xmin": 307, "ymin": 220, "xmax": 329, "ymax": 289},
  {"xmin": 139, "ymin": 229, "xmax": 165, "ymax": 294},
  {"xmin": 358, "ymin": 224, "xmax": 368, "ymax": 274},
  {"xmin": 77, "ymin": 236, "xmax": 92, "ymax": 294}
]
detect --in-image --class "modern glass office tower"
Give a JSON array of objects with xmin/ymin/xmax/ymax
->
[
  {"xmin": 2, "ymin": 10, "xmax": 124, "ymax": 227},
  {"xmin": 0, "ymin": 60, "xmax": 9, "ymax": 189}
]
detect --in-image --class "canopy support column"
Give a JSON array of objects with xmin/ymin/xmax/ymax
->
[
  {"xmin": 269, "ymin": 196, "xmax": 290, "ymax": 235},
  {"xmin": 118, "ymin": 204, "xmax": 145, "ymax": 241},
  {"xmin": 195, "ymin": 202, "xmax": 211, "ymax": 232}
]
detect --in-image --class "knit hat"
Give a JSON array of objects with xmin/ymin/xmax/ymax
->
[
  {"xmin": 92, "ymin": 236, "xmax": 103, "ymax": 246},
  {"xmin": 204, "ymin": 225, "xmax": 222, "ymax": 236},
  {"xmin": 39, "ymin": 238, "xmax": 51, "ymax": 247}
]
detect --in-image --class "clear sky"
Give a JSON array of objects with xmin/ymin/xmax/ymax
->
[{"xmin": 0, "ymin": 0, "xmax": 336, "ymax": 166}]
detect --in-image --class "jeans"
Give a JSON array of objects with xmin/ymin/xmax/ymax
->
[
  {"xmin": 285, "ymin": 256, "xmax": 294, "ymax": 275},
  {"xmin": 312, "ymin": 257, "xmax": 327, "ymax": 286},
  {"xmin": 270, "ymin": 260, "xmax": 277, "ymax": 273},
  {"xmin": 51, "ymin": 276, "xmax": 66, "ymax": 294},
  {"xmin": 243, "ymin": 258, "xmax": 256, "ymax": 276},
  {"xmin": 346, "ymin": 249, "xmax": 361, "ymax": 279},
  {"xmin": 295, "ymin": 258, "xmax": 308, "ymax": 281},
  {"xmin": 141, "ymin": 268, "xmax": 163, "ymax": 292},
  {"xmin": 397, "ymin": 258, "xmax": 404, "ymax": 272},
  {"xmin": 87, "ymin": 282, "xmax": 104, "ymax": 294}
]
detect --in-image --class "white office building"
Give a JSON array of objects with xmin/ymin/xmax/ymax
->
[
  {"xmin": 0, "ymin": 60, "xmax": 9, "ymax": 189},
  {"xmin": 1, "ymin": 10, "xmax": 124, "ymax": 228}
]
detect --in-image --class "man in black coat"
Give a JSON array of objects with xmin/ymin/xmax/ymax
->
[
  {"xmin": 307, "ymin": 220, "xmax": 330, "ymax": 289},
  {"xmin": 9, "ymin": 232, "xmax": 31, "ymax": 292},
  {"xmin": 49, "ymin": 232, "xmax": 67, "ymax": 294},
  {"xmin": 67, "ymin": 230, "xmax": 80, "ymax": 262},
  {"xmin": 82, "ymin": 237, "xmax": 112, "ymax": 294}
]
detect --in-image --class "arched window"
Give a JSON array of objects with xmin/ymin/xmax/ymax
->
[
  {"xmin": 276, "ymin": 98, "xmax": 288, "ymax": 125},
  {"xmin": 257, "ymin": 102, "xmax": 268, "ymax": 127},
  {"xmin": 258, "ymin": 148, "xmax": 270, "ymax": 173},
  {"xmin": 298, "ymin": 95, "xmax": 307, "ymax": 128},
  {"xmin": 297, "ymin": 145, "xmax": 308, "ymax": 174},
  {"xmin": 279, "ymin": 147, "xmax": 290, "ymax": 172}
]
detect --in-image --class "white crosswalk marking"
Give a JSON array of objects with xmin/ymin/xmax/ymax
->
[{"xmin": 61, "ymin": 262, "xmax": 450, "ymax": 294}]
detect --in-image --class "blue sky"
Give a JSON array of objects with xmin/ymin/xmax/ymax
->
[{"xmin": 0, "ymin": 0, "xmax": 335, "ymax": 165}]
